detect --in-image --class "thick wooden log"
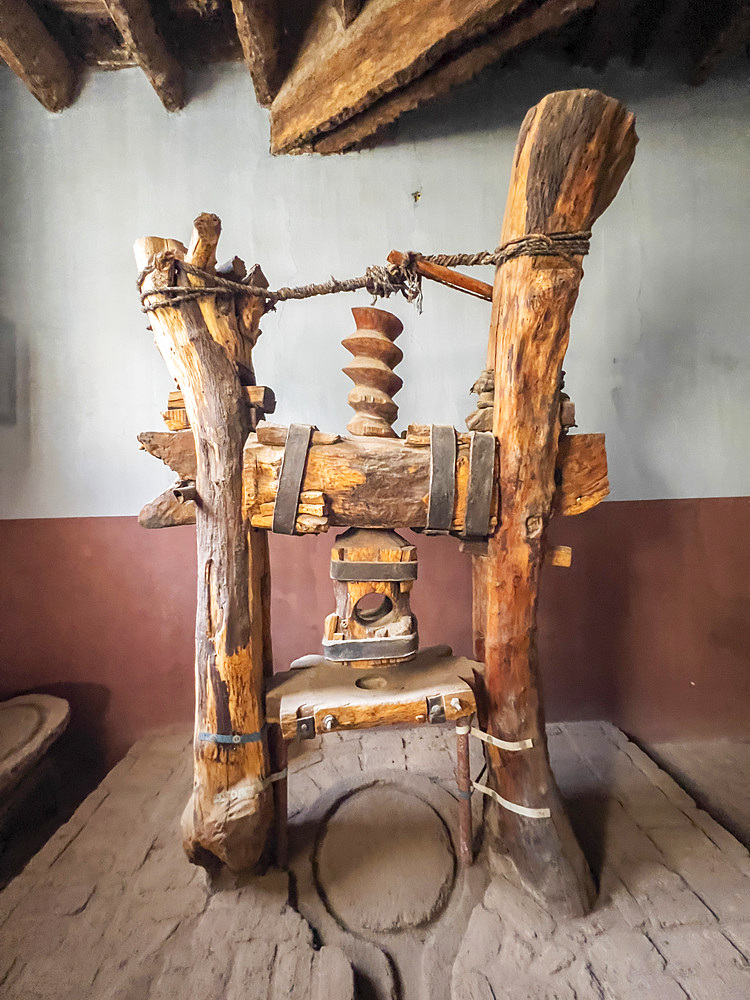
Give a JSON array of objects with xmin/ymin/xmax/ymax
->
[
  {"xmin": 0, "ymin": 0, "xmax": 77, "ymax": 112},
  {"xmin": 478, "ymin": 90, "xmax": 637, "ymax": 916},
  {"xmin": 101, "ymin": 0, "xmax": 185, "ymax": 111},
  {"xmin": 138, "ymin": 428, "xmax": 605, "ymax": 531},
  {"xmin": 269, "ymin": 0, "xmax": 530, "ymax": 154},
  {"xmin": 137, "ymin": 231, "xmax": 273, "ymax": 872},
  {"xmin": 307, "ymin": 0, "xmax": 596, "ymax": 155},
  {"xmin": 229, "ymin": 0, "xmax": 283, "ymax": 107}
]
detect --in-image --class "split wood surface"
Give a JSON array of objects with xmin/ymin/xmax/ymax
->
[
  {"xmin": 138, "ymin": 427, "xmax": 607, "ymax": 531},
  {"xmin": 136, "ymin": 218, "xmax": 273, "ymax": 872},
  {"xmin": 474, "ymin": 88, "xmax": 637, "ymax": 917}
]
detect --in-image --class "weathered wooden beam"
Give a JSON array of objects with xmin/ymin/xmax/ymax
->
[
  {"xmin": 308, "ymin": 0, "xmax": 596, "ymax": 154},
  {"xmin": 137, "ymin": 428, "xmax": 606, "ymax": 530},
  {"xmin": 137, "ymin": 230, "xmax": 273, "ymax": 873},
  {"xmin": 335, "ymin": 0, "xmax": 362, "ymax": 29},
  {"xmin": 691, "ymin": 0, "xmax": 750, "ymax": 85},
  {"xmin": 0, "ymin": 0, "xmax": 77, "ymax": 112},
  {"xmin": 270, "ymin": 0, "xmax": 532, "ymax": 154},
  {"xmin": 229, "ymin": 0, "xmax": 283, "ymax": 107},
  {"xmin": 102, "ymin": 0, "xmax": 185, "ymax": 111},
  {"xmin": 477, "ymin": 89, "xmax": 637, "ymax": 917}
]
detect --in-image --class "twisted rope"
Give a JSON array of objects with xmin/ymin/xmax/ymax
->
[{"xmin": 138, "ymin": 230, "xmax": 590, "ymax": 315}]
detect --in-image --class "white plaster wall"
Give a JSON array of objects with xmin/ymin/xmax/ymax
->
[{"xmin": 0, "ymin": 52, "xmax": 748, "ymax": 518}]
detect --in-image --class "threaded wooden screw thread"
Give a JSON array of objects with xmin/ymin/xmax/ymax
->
[{"xmin": 343, "ymin": 306, "xmax": 404, "ymax": 438}]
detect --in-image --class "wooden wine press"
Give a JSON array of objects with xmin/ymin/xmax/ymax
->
[{"xmin": 135, "ymin": 88, "xmax": 636, "ymax": 917}]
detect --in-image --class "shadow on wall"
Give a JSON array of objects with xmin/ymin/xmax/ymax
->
[{"xmin": 0, "ymin": 319, "xmax": 16, "ymax": 426}]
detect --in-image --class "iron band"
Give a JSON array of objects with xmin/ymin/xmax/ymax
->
[
  {"xmin": 272, "ymin": 422, "xmax": 314, "ymax": 535},
  {"xmin": 330, "ymin": 559, "xmax": 418, "ymax": 582},
  {"xmin": 426, "ymin": 425, "xmax": 457, "ymax": 532},
  {"xmin": 322, "ymin": 633, "xmax": 418, "ymax": 662}
]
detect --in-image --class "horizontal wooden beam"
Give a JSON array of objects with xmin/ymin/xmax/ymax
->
[
  {"xmin": 270, "ymin": 0, "xmax": 531, "ymax": 154},
  {"xmin": 307, "ymin": 0, "xmax": 596, "ymax": 154},
  {"xmin": 102, "ymin": 0, "xmax": 185, "ymax": 111},
  {"xmin": 0, "ymin": 0, "xmax": 77, "ymax": 112},
  {"xmin": 138, "ymin": 429, "xmax": 607, "ymax": 529},
  {"xmin": 230, "ymin": 0, "xmax": 283, "ymax": 107}
]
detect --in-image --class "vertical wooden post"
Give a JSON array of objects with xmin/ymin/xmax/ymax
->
[
  {"xmin": 479, "ymin": 90, "xmax": 637, "ymax": 915},
  {"xmin": 456, "ymin": 718, "xmax": 473, "ymax": 867},
  {"xmin": 136, "ymin": 218, "xmax": 274, "ymax": 872}
]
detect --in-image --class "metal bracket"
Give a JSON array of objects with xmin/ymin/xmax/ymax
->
[
  {"xmin": 198, "ymin": 729, "xmax": 265, "ymax": 745},
  {"xmin": 296, "ymin": 716, "xmax": 316, "ymax": 740},
  {"xmin": 272, "ymin": 423, "xmax": 314, "ymax": 535},
  {"xmin": 426, "ymin": 695, "xmax": 446, "ymax": 724},
  {"xmin": 322, "ymin": 633, "xmax": 418, "ymax": 662}
]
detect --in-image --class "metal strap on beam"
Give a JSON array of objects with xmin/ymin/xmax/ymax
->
[
  {"xmin": 322, "ymin": 633, "xmax": 418, "ymax": 661},
  {"xmin": 463, "ymin": 431, "xmax": 495, "ymax": 537},
  {"xmin": 427, "ymin": 425, "xmax": 457, "ymax": 531},
  {"xmin": 272, "ymin": 423, "xmax": 314, "ymax": 534},
  {"xmin": 330, "ymin": 559, "xmax": 418, "ymax": 582}
]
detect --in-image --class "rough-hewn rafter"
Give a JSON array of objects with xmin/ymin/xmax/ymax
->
[
  {"xmin": 308, "ymin": 0, "xmax": 596, "ymax": 154},
  {"xmin": 102, "ymin": 0, "xmax": 185, "ymax": 111},
  {"xmin": 0, "ymin": 0, "xmax": 77, "ymax": 112},
  {"xmin": 335, "ymin": 0, "xmax": 362, "ymax": 29},
  {"xmin": 229, "ymin": 0, "xmax": 282, "ymax": 107},
  {"xmin": 269, "ymin": 0, "xmax": 531, "ymax": 154},
  {"xmin": 691, "ymin": 0, "xmax": 750, "ymax": 85}
]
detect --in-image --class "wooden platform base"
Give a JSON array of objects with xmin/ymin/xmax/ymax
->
[{"xmin": 265, "ymin": 646, "xmax": 480, "ymax": 740}]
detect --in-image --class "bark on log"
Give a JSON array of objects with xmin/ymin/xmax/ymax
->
[
  {"xmin": 478, "ymin": 89, "xmax": 637, "ymax": 916},
  {"xmin": 137, "ymin": 230, "xmax": 273, "ymax": 872},
  {"xmin": 138, "ymin": 429, "xmax": 606, "ymax": 530},
  {"xmin": 0, "ymin": 0, "xmax": 77, "ymax": 112}
]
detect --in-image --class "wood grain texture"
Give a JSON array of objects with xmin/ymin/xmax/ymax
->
[
  {"xmin": 309, "ymin": 0, "xmax": 596, "ymax": 154},
  {"xmin": 269, "ymin": 0, "xmax": 528, "ymax": 154},
  {"xmin": 229, "ymin": 0, "xmax": 283, "ymax": 107},
  {"xmin": 137, "ymin": 233, "xmax": 272, "ymax": 872},
  {"xmin": 102, "ymin": 0, "xmax": 185, "ymax": 110},
  {"xmin": 0, "ymin": 0, "xmax": 77, "ymax": 112},
  {"xmin": 138, "ymin": 428, "xmax": 604, "ymax": 531},
  {"xmin": 478, "ymin": 89, "xmax": 637, "ymax": 916}
]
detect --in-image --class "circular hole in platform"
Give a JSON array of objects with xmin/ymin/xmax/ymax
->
[
  {"xmin": 352, "ymin": 593, "xmax": 393, "ymax": 625},
  {"xmin": 354, "ymin": 674, "xmax": 388, "ymax": 690}
]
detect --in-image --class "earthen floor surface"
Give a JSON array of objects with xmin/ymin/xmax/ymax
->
[{"xmin": 1, "ymin": 721, "xmax": 749, "ymax": 999}]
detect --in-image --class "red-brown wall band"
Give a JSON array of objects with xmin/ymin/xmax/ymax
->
[{"xmin": 1, "ymin": 498, "xmax": 748, "ymax": 768}]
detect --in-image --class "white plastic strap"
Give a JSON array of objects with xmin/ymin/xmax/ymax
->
[
  {"xmin": 472, "ymin": 781, "xmax": 551, "ymax": 819},
  {"xmin": 213, "ymin": 769, "xmax": 287, "ymax": 809},
  {"xmin": 457, "ymin": 725, "xmax": 533, "ymax": 752}
]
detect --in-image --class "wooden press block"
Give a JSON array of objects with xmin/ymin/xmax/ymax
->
[{"xmin": 265, "ymin": 645, "xmax": 481, "ymax": 740}]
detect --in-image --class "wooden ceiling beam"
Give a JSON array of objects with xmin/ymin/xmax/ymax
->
[
  {"xmin": 0, "ymin": 0, "xmax": 77, "ymax": 112},
  {"xmin": 102, "ymin": 0, "xmax": 185, "ymax": 110},
  {"xmin": 229, "ymin": 0, "xmax": 283, "ymax": 107},
  {"xmin": 691, "ymin": 0, "xmax": 750, "ymax": 84},
  {"xmin": 336, "ymin": 0, "xmax": 362, "ymax": 29},
  {"xmin": 308, "ymin": 0, "xmax": 596, "ymax": 154},
  {"xmin": 269, "ymin": 0, "xmax": 534, "ymax": 154}
]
